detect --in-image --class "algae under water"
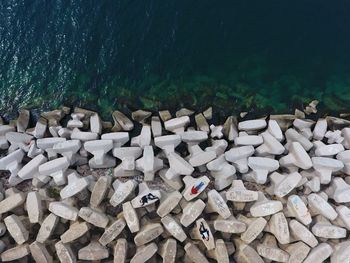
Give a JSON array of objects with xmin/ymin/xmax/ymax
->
[{"xmin": 1, "ymin": 0, "xmax": 350, "ymax": 119}]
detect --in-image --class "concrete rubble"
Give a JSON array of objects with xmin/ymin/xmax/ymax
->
[{"xmin": 0, "ymin": 106, "xmax": 350, "ymax": 262}]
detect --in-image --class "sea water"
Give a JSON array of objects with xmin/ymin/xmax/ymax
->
[{"xmin": 1, "ymin": 0, "xmax": 350, "ymax": 119}]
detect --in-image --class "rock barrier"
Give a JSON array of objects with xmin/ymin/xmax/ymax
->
[{"xmin": 1, "ymin": 105, "xmax": 350, "ymax": 262}]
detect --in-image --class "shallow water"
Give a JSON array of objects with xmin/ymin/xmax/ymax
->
[{"xmin": 1, "ymin": 0, "xmax": 350, "ymax": 119}]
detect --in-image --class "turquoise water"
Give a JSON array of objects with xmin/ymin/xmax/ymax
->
[{"xmin": 1, "ymin": 0, "xmax": 350, "ymax": 119}]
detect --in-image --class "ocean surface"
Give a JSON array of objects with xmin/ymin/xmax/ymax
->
[{"xmin": 1, "ymin": 0, "xmax": 350, "ymax": 119}]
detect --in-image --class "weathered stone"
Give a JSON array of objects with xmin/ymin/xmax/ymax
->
[
  {"xmin": 182, "ymin": 175, "xmax": 210, "ymax": 201},
  {"xmin": 60, "ymin": 221, "xmax": 90, "ymax": 243},
  {"xmin": 36, "ymin": 213, "xmax": 59, "ymax": 243},
  {"xmin": 327, "ymin": 177, "xmax": 350, "ymax": 203},
  {"xmin": 161, "ymin": 215, "xmax": 187, "ymax": 242},
  {"xmin": 112, "ymin": 110, "xmax": 134, "ymax": 131},
  {"xmin": 136, "ymin": 145, "xmax": 163, "ymax": 181},
  {"xmin": 175, "ymin": 108, "xmax": 194, "ymax": 118},
  {"xmin": 188, "ymin": 145, "xmax": 216, "ymax": 167},
  {"xmin": 131, "ymin": 182, "xmax": 161, "ymax": 208},
  {"xmin": 0, "ymin": 192, "xmax": 25, "ymax": 214},
  {"xmin": 26, "ymin": 191, "xmax": 43, "ymax": 223},
  {"xmin": 311, "ymin": 219, "xmax": 346, "ymax": 239},
  {"xmin": 18, "ymin": 154, "xmax": 47, "ymax": 180},
  {"xmin": 60, "ymin": 172, "xmax": 89, "ymax": 199},
  {"xmin": 224, "ymin": 145, "xmax": 255, "ymax": 173},
  {"xmin": 4, "ymin": 214, "xmax": 29, "ymax": 244},
  {"xmin": 39, "ymin": 157, "xmax": 70, "ymax": 185},
  {"xmin": 266, "ymin": 212, "xmax": 290, "ymax": 244},
  {"xmin": 67, "ymin": 113, "xmax": 84, "ymax": 128},
  {"xmin": 55, "ymin": 241, "xmax": 76, "ymax": 263},
  {"xmin": 90, "ymin": 113, "xmax": 102, "ymax": 134},
  {"xmin": 41, "ymin": 109, "xmax": 65, "ymax": 126},
  {"xmin": 235, "ymin": 133, "xmax": 263, "ymax": 146},
  {"xmin": 210, "ymin": 124, "xmax": 223, "ymax": 139},
  {"xmin": 131, "ymin": 109, "xmax": 151, "ymax": 123},
  {"xmin": 286, "ymin": 195, "xmax": 312, "ymax": 225},
  {"xmin": 158, "ymin": 238, "xmax": 177, "ymax": 263},
  {"xmin": 207, "ymin": 239, "xmax": 229, "ymax": 263},
  {"xmin": 0, "ymin": 222, "xmax": 6, "ymax": 237},
  {"xmin": 239, "ymin": 216, "xmax": 267, "ymax": 244},
  {"xmin": 256, "ymin": 234, "xmax": 289, "ymax": 262},
  {"xmin": 16, "ymin": 109, "xmax": 30, "ymax": 133},
  {"xmin": 159, "ymin": 168, "xmax": 184, "ymax": 191},
  {"xmin": 331, "ymin": 241, "xmax": 350, "ymax": 263},
  {"xmin": 207, "ymin": 155, "xmax": 236, "ymax": 190},
  {"xmin": 130, "ymin": 242, "xmax": 158, "ymax": 263},
  {"xmin": 184, "ymin": 242, "xmax": 209, "ymax": 263},
  {"xmin": 157, "ymin": 190, "xmax": 182, "ymax": 217},
  {"xmin": 49, "ymin": 201, "xmax": 78, "ymax": 221},
  {"xmin": 181, "ymin": 130, "xmax": 208, "ymax": 145},
  {"xmin": 238, "ymin": 119, "xmax": 266, "ymax": 131},
  {"xmin": 131, "ymin": 125, "xmax": 151, "ymax": 148},
  {"xmin": 1, "ymin": 244, "xmax": 30, "ymax": 262},
  {"xmin": 114, "ymin": 238, "xmax": 128, "ymax": 263},
  {"xmin": 99, "ymin": 218, "xmax": 126, "ymax": 246},
  {"xmin": 313, "ymin": 118, "xmax": 327, "ymax": 140},
  {"xmin": 336, "ymin": 205, "xmax": 350, "ymax": 230},
  {"xmin": 0, "ymin": 149, "xmax": 25, "ymax": 185},
  {"xmin": 190, "ymin": 218, "xmax": 215, "ymax": 250},
  {"xmin": 315, "ymin": 142, "xmax": 344, "ymax": 156},
  {"xmin": 325, "ymin": 129, "xmax": 344, "ymax": 144},
  {"xmin": 78, "ymin": 240, "xmax": 109, "ymax": 261},
  {"xmin": 151, "ymin": 116, "xmax": 162, "ymax": 137},
  {"xmin": 85, "ymin": 139, "xmax": 115, "ymax": 168},
  {"xmin": 29, "ymin": 241, "xmax": 53, "ymax": 263},
  {"xmin": 205, "ymin": 189, "xmax": 231, "ymax": 219},
  {"xmin": 312, "ymin": 157, "xmax": 344, "ymax": 184},
  {"xmin": 27, "ymin": 141, "xmax": 44, "ymax": 159},
  {"xmin": 159, "ymin": 110, "xmax": 172, "ymax": 122},
  {"xmin": 303, "ymin": 243, "xmax": 333, "ymax": 263},
  {"xmin": 337, "ymin": 149, "xmax": 350, "ymax": 174},
  {"xmin": 123, "ymin": 201, "xmax": 140, "ymax": 233},
  {"xmin": 101, "ymin": 132, "xmax": 129, "ymax": 148},
  {"xmin": 90, "ymin": 175, "xmax": 112, "ymax": 207},
  {"xmin": 285, "ymin": 241, "xmax": 310, "ymax": 263},
  {"xmin": 285, "ymin": 128, "xmax": 313, "ymax": 151},
  {"xmin": 289, "ymin": 219, "xmax": 318, "ymax": 247},
  {"xmin": 134, "ymin": 222, "xmax": 163, "ymax": 246},
  {"xmin": 213, "ymin": 216, "xmax": 246, "ymax": 234},
  {"xmin": 78, "ymin": 206, "xmax": 109, "ymax": 228},
  {"xmin": 195, "ymin": 113, "xmax": 209, "ymax": 132},
  {"xmin": 307, "ymin": 193, "xmax": 337, "ymax": 220},
  {"xmin": 0, "ymin": 125, "xmax": 15, "ymax": 149},
  {"xmin": 226, "ymin": 180, "xmax": 258, "ymax": 202},
  {"xmin": 269, "ymin": 171, "xmax": 301, "ymax": 197},
  {"xmin": 70, "ymin": 128, "xmax": 98, "ymax": 141},
  {"xmin": 233, "ymin": 239, "xmax": 264, "ymax": 263},
  {"xmin": 52, "ymin": 140, "xmax": 81, "ymax": 164},
  {"xmin": 280, "ymin": 142, "xmax": 312, "ymax": 170},
  {"xmin": 250, "ymin": 192, "xmax": 283, "ymax": 217},
  {"xmin": 164, "ymin": 116, "xmax": 190, "ymax": 133},
  {"xmin": 37, "ymin": 137, "xmax": 66, "ymax": 151},
  {"xmin": 28, "ymin": 117, "xmax": 47, "ymax": 139},
  {"xmin": 243, "ymin": 156, "xmax": 279, "ymax": 184},
  {"xmin": 113, "ymin": 147, "xmax": 142, "ymax": 177},
  {"xmin": 164, "ymin": 151, "xmax": 194, "ymax": 180},
  {"xmin": 223, "ymin": 116, "xmax": 238, "ymax": 141},
  {"xmin": 154, "ymin": 134, "xmax": 181, "ymax": 154},
  {"xmin": 256, "ymin": 131, "xmax": 285, "ymax": 155},
  {"xmin": 110, "ymin": 179, "xmax": 137, "ymax": 207},
  {"xmin": 180, "ymin": 199, "xmax": 206, "ymax": 227}
]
